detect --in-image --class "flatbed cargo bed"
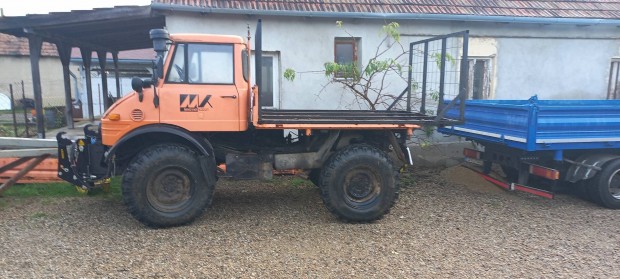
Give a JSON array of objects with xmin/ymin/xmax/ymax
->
[
  {"xmin": 438, "ymin": 97, "xmax": 620, "ymax": 151},
  {"xmin": 260, "ymin": 109, "xmax": 460, "ymax": 125}
]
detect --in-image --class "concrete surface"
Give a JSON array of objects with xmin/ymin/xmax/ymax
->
[{"xmin": 409, "ymin": 141, "xmax": 474, "ymax": 168}]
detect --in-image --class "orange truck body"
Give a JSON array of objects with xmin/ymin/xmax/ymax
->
[{"xmin": 100, "ymin": 33, "xmax": 418, "ymax": 146}]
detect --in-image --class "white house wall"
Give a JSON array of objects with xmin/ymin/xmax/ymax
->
[
  {"xmin": 0, "ymin": 56, "xmax": 67, "ymax": 107},
  {"xmin": 165, "ymin": 13, "xmax": 620, "ymax": 110}
]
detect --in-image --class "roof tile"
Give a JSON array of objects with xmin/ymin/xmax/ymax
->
[{"xmin": 154, "ymin": 0, "xmax": 620, "ymax": 19}]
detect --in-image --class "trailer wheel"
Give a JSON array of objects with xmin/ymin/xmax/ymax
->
[
  {"xmin": 592, "ymin": 159, "xmax": 620, "ymax": 209},
  {"xmin": 319, "ymin": 145, "xmax": 399, "ymax": 222},
  {"xmin": 122, "ymin": 144, "xmax": 215, "ymax": 227}
]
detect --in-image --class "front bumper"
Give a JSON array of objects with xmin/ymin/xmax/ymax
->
[{"xmin": 56, "ymin": 124, "xmax": 109, "ymax": 188}]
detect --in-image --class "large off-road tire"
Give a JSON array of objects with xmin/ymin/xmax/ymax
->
[
  {"xmin": 308, "ymin": 169, "xmax": 321, "ymax": 187},
  {"xmin": 122, "ymin": 144, "xmax": 215, "ymax": 227},
  {"xmin": 591, "ymin": 159, "xmax": 620, "ymax": 209},
  {"xmin": 319, "ymin": 145, "xmax": 399, "ymax": 222}
]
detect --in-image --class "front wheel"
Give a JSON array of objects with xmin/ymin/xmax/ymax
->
[
  {"xmin": 122, "ymin": 144, "xmax": 215, "ymax": 227},
  {"xmin": 319, "ymin": 145, "xmax": 399, "ymax": 222},
  {"xmin": 592, "ymin": 159, "xmax": 620, "ymax": 209}
]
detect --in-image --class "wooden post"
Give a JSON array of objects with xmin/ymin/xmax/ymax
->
[
  {"xmin": 21, "ymin": 81, "xmax": 29, "ymax": 137},
  {"xmin": 113, "ymin": 51, "xmax": 121, "ymax": 99},
  {"xmin": 56, "ymin": 42, "xmax": 74, "ymax": 129},
  {"xmin": 27, "ymin": 34, "xmax": 45, "ymax": 139},
  {"xmin": 97, "ymin": 50, "xmax": 110, "ymax": 111},
  {"xmin": 9, "ymin": 84, "xmax": 17, "ymax": 137},
  {"xmin": 80, "ymin": 47, "xmax": 95, "ymax": 122}
]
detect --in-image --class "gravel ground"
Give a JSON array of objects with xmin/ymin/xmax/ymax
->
[{"xmin": 1, "ymin": 166, "xmax": 619, "ymax": 278}]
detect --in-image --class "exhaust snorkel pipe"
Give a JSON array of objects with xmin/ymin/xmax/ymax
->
[{"xmin": 254, "ymin": 19, "xmax": 263, "ymax": 120}]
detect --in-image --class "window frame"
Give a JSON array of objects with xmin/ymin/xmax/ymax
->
[
  {"xmin": 334, "ymin": 37, "xmax": 360, "ymax": 79},
  {"xmin": 165, "ymin": 42, "xmax": 236, "ymax": 85},
  {"xmin": 467, "ymin": 56, "xmax": 493, "ymax": 100},
  {"xmin": 608, "ymin": 59, "xmax": 620, "ymax": 100}
]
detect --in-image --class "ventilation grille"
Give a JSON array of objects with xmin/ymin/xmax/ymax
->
[{"xmin": 130, "ymin": 109, "xmax": 144, "ymax": 121}]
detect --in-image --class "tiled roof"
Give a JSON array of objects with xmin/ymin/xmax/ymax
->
[
  {"xmin": 153, "ymin": 0, "xmax": 620, "ymax": 20},
  {"xmin": 0, "ymin": 33, "xmax": 58, "ymax": 57},
  {"xmin": 0, "ymin": 33, "xmax": 154, "ymax": 60},
  {"xmin": 70, "ymin": 48, "xmax": 155, "ymax": 60}
]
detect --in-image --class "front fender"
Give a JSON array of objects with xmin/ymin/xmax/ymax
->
[{"xmin": 105, "ymin": 124, "xmax": 214, "ymax": 164}]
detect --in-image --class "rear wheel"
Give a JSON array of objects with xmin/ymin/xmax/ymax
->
[
  {"xmin": 592, "ymin": 159, "xmax": 620, "ymax": 209},
  {"xmin": 319, "ymin": 145, "xmax": 399, "ymax": 222},
  {"xmin": 122, "ymin": 144, "xmax": 215, "ymax": 227},
  {"xmin": 308, "ymin": 169, "xmax": 321, "ymax": 187}
]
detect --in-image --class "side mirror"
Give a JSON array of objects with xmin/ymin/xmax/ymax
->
[{"xmin": 131, "ymin": 77, "xmax": 152, "ymax": 102}]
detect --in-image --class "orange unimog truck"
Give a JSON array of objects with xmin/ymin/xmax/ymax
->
[{"xmin": 57, "ymin": 20, "xmax": 469, "ymax": 227}]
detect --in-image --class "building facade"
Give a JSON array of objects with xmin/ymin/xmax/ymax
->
[{"xmin": 152, "ymin": 0, "xmax": 620, "ymax": 110}]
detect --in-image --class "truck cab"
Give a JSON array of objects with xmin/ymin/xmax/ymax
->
[{"xmin": 101, "ymin": 32, "xmax": 251, "ymax": 147}]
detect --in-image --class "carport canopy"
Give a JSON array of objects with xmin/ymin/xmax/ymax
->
[{"xmin": 0, "ymin": 6, "xmax": 165, "ymax": 138}]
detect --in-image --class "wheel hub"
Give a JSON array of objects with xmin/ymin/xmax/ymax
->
[
  {"xmin": 147, "ymin": 169, "xmax": 192, "ymax": 212},
  {"xmin": 347, "ymin": 173, "xmax": 373, "ymax": 199},
  {"xmin": 609, "ymin": 169, "xmax": 620, "ymax": 199}
]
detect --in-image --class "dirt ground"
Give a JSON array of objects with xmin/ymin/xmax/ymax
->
[{"xmin": 1, "ymin": 166, "xmax": 619, "ymax": 278}]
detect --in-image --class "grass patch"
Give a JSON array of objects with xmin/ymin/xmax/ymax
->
[
  {"xmin": 2, "ymin": 182, "xmax": 83, "ymax": 198},
  {"xmin": 290, "ymin": 177, "xmax": 312, "ymax": 188},
  {"xmin": 0, "ymin": 124, "xmax": 33, "ymax": 137},
  {"xmin": 0, "ymin": 177, "xmax": 123, "ymax": 207}
]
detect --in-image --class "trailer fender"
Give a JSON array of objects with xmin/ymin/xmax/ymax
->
[
  {"xmin": 565, "ymin": 154, "xmax": 620, "ymax": 183},
  {"xmin": 106, "ymin": 124, "xmax": 214, "ymax": 169}
]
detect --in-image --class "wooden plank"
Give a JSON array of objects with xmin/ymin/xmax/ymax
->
[
  {"xmin": 0, "ymin": 157, "xmax": 61, "ymax": 184},
  {"xmin": 0, "ymin": 148, "xmax": 56, "ymax": 158},
  {"xmin": 0, "ymin": 155, "xmax": 49, "ymax": 195},
  {"xmin": 0, "ymin": 137, "xmax": 57, "ymax": 149}
]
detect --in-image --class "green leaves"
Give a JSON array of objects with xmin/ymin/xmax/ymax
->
[
  {"xmin": 382, "ymin": 22, "xmax": 400, "ymax": 42},
  {"xmin": 284, "ymin": 68, "xmax": 296, "ymax": 81},
  {"xmin": 364, "ymin": 58, "xmax": 400, "ymax": 76},
  {"xmin": 324, "ymin": 62, "xmax": 361, "ymax": 80}
]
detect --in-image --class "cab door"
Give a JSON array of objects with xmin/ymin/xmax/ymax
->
[{"xmin": 159, "ymin": 43, "xmax": 241, "ymax": 131}]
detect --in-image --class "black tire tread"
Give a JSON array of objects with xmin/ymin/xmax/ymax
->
[
  {"xmin": 593, "ymin": 158, "xmax": 620, "ymax": 209},
  {"xmin": 122, "ymin": 144, "xmax": 215, "ymax": 228},
  {"xmin": 319, "ymin": 145, "xmax": 400, "ymax": 222}
]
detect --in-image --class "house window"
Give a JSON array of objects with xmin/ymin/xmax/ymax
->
[
  {"xmin": 608, "ymin": 60, "xmax": 620, "ymax": 99},
  {"xmin": 468, "ymin": 58, "xmax": 492, "ymax": 99},
  {"xmin": 334, "ymin": 37, "xmax": 360, "ymax": 78}
]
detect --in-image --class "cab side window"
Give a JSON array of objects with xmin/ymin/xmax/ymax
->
[
  {"xmin": 167, "ymin": 44, "xmax": 186, "ymax": 83},
  {"xmin": 188, "ymin": 44, "xmax": 234, "ymax": 84}
]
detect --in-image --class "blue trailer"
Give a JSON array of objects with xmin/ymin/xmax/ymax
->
[{"xmin": 438, "ymin": 96, "xmax": 620, "ymax": 208}]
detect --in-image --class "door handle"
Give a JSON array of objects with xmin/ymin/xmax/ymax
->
[{"xmin": 221, "ymin": 95, "xmax": 237, "ymax": 99}]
